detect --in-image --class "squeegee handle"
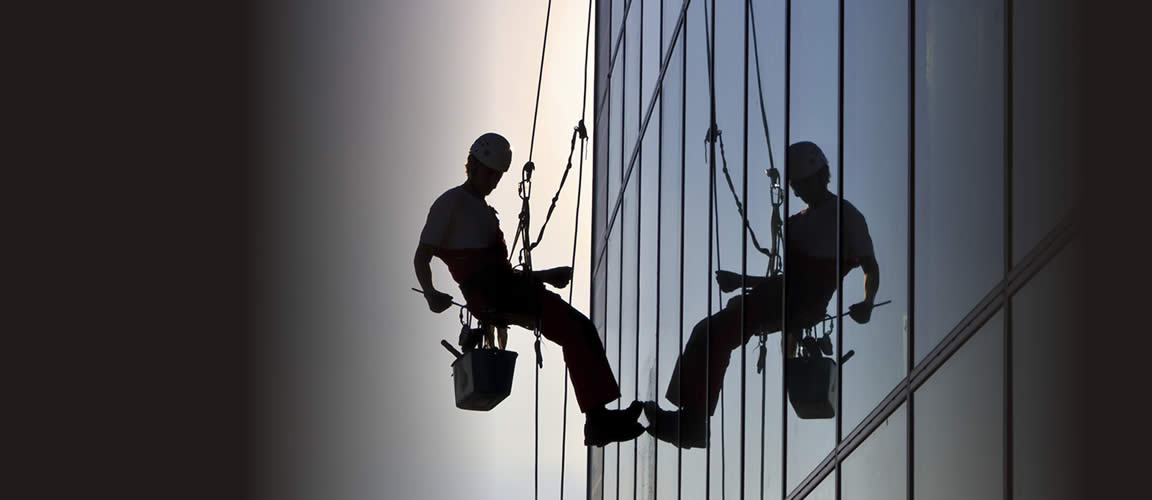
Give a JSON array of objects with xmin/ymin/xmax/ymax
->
[
  {"xmin": 410, "ymin": 287, "xmax": 469, "ymax": 309},
  {"xmin": 829, "ymin": 299, "xmax": 893, "ymax": 321},
  {"xmin": 441, "ymin": 339, "xmax": 463, "ymax": 359}
]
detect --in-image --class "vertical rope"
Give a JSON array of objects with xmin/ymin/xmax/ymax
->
[
  {"xmin": 678, "ymin": 11, "xmax": 688, "ymax": 498},
  {"xmin": 633, "ymin": 3, "xmax": 643, "ymax": 499},
  {"xmin": 617, "ymin": 9, "xmax": 627, "ymax": 497},
  {"xmin": 740, "ymin": 0, "xmax": 750, "ymax": 498},
  {"xmin": 711, "ymin": 166, "xmax": 726, "ymax": 499},
  {"xmin": 559, "ymin": 0, "xmax": 595, "ymax": 497},
  {"xmin": 746, "ymin": 2, "xmax": 770, "ymax": 497},
  {"xmin": 527, "ymin": 4, "xmax": 552, "ymax": 500},
  {"xmin": 601, "ymin": 2, "xmax": 612, "ymax": 498},
  {"xmin": 527, "ymin": 0, "xmax": 554, "ymax": 163},
  {"xmin": 782, "ymin": 0, "xmax": 792, "ymax": 497},
  {"xmin": 704, "ymin": 0, "xmax": 717, "ymax": 496},
  {"xmin": 905, "ymin": 0, "xmax": 916, "ymax": 498},
  {"xmin": 835, "ymin": 0, "xmax": 845, "ymax": 498},
  {"xmin": 654, "ymin": 0, "xmax": 665, "ymax": 496}
]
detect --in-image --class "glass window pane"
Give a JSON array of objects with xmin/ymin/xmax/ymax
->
[
  {"xmin": 633, "ymin": 8, "xmax": 662, "ymax": 494},
  {"xmin": 654, "ymin": 20, "xmax": 686, "ymax": 499},
  {"xmin": 1011, "ymin": 0, "xmax": 1083, "ymax": 263},
  {"xmin": 842, "ymin": 0, "xmax": 910, "ymax": 433},
  {"xmin": 1012, "ymin": 238, "xmax": 1085, "ymax": 500},
  {"xmin": 914, "ymin": 0, "xmax": 1005, "ymax": 361},
  {"xmin": 617, "ymin": 11, "xmax": 642, "ymax": 490},
  {"xmin": 842, "ymin": 403, "xmax": 908, "ymax": 500},
  {"xmin": 914, "ymin": 310, "xmax": 1004, "ymax": 500},
  {"xmin": 809, "ymin": 471, "xmax": 836, "ymax": 500},
  {"xmin": 746, "ymin": 0, "xmax": 788, "ymax": 494},
  {"xmin": 786, "ymin": 0, "xmax": 839, "ymax": 490},
  {"xmin": 603, "ymin": 223, "xmax": 621, "ymax": 497},
  {"xmin": 665, "ymin": 2, "xmax": 715, "ymax": 495},
  {"xmin": 708, "ymin": 0, "xmax": 754, "ymax": 496}
]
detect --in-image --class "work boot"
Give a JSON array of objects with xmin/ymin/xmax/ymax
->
[
  {"xmin": 643, "ymin": 401, "xmax": 709, "ymax": 449},
  {"xmin": 584, "ymin": 401, "xmax": 645, "ymax": 447}
]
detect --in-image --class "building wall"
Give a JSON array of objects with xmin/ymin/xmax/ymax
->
[{"xmin": 589, "ymin": 0, "xmax": 1084, "ymax": 498}]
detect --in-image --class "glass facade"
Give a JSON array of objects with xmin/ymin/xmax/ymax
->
[{"xmin": 583, "ymin": 0, "xmax": 1083, "ymax": 498}]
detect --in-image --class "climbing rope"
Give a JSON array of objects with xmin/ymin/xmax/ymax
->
[
  {"xmin": 746, "ymin": 2, "xmax": 780, "ymax": 496},
  {"xmin": 494, "ymin": 0, "xmax": 597, "ymax": 498},
  {"xmin": 701, "ymin": 103, "xmax": 783, "ymax": 378},
  {"xmin": 559, "ymin": 1, "xmax": 594, "ymax": 498},
  {"xmin": 700, "ymin": 1, "xmax": 787, "ymax": 496},
  {"xmin": 520, "ymin": 3, "xmax": 552, "ymax": 500},
  {"xmin": 703, "ymin": 0, "xmax": 717, "ymax": 492},
  {"xmin": 707, "ymin": 126, "xmax": 774, "ymax": 260}
]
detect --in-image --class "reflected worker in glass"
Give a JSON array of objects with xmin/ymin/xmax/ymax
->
[{"xmin": 645, "ymin": 141, "xmax": 881, "ymax": 448}]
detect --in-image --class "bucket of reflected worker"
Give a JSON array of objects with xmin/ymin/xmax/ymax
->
[
  {"xmin": 786, "ymin": 355, "xmax": 837, "ymax": 419},
  {"xmin": 452, "ymin": 348, "xmax": 518, "ymax": 411}
]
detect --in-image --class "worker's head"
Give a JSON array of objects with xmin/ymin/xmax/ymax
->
[
  {"xmin": 787, "ymin": 141, "xmax": 831, "ymax": 204},
  {"xmin": 465, "ymin": 132, "xmax": 512, "ymax": 196}
]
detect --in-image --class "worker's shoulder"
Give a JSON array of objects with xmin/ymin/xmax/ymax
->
[
  {"xmin": 429, "ymin": 185, "xmax": 467, "ymax": 208},
  {"xmin": 840, "ymin": 198, "xmax": 864, "ymax": 216}
]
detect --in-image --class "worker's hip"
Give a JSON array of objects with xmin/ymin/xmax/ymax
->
[
  {"xmin": 458, "ymin": 267, "xmax": 544, "ymax": 325},
  {"xmin": 735, "ymin": 275, "xmax": 835, "ymax": 328}
]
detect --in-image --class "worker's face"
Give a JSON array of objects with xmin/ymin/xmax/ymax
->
[
  {"xmin": 789, "ymin": 172, "xmax": 827, "ymax": 205},
  {"xmin": 470, "ymin": 165, "xmax": 505, "ymax": 196}
]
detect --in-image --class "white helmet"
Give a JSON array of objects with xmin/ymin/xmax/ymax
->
[
  {"xmin": 787, "ymin": 141, "xmax": 829, "ymax": 180},
  {"xmin": 469, "ymin": 132, "xmax": 513, "ymax": 173}
]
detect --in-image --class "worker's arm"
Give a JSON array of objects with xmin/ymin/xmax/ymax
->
[
  {"xmin": 534, "ymin": 266, "xmax": 573, "ymax": 289},
  {"xmin": 414, "ymin": 242, "xmax": 453, "ymax": 313},
  {"xmin": 715, "ymin": 270, "xmax": 769, "ymax": 293},
  {"xmin": 848, "ymin": 256, "xmax": 880, "ymax": 323}
]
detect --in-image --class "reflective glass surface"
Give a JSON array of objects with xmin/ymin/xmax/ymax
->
[
  {"xmin": 914, "ymin": 310, "xmax": 1004, "ymax": 500},
  {"xmin": 913, "ymin": 0, "xmax": 1005, "ymax": 361},
  {"xmin": 785, "ymin": 0, "xmax": 839, "ymax": 490},
  {"xmin": 842, "ymin": 403, "xmax": 908, "ymax": 500},
  {"xmin": 586, "ymin": 1, "xmax": 1077, "ymax": 498},
  {"xmin": 841, "ymin": 0, "xmax": 910, "ymax": 433},
  {"xmin": 1011, "ymin": 0, "xmax": 1082, "ymax": 263},
  {"xmin": 653, "ymin": 9, "xmax": 685, "ymax": 497},
  {"xmin": 1012, "ymin": 239, "xmax": 1084, "ymax": 500}
]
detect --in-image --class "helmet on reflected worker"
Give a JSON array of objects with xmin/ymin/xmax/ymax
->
[
  {"xmin": 469, "ymin": 132, "xmax": 513, "ymax": 173},
  {"xmin": 787, "ymin": 141, "xmax": 829, "ymax": 180}
]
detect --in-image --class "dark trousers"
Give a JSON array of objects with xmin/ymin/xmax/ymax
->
[
  {"xmin": 461, "ymin": 271, "xmax": 620, "ymax": 413},
  {"xmin": 665, "ymin": 276, "xmax": 830, "ymax": 415}
]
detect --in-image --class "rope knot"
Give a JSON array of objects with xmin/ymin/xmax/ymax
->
[
  {"xmin": 705, "ymin": 124, "xmax": 722, "ymax": 143},
  {"xmin": 575, "ymin": 120, "xmax": 587, "ymax": 140}
]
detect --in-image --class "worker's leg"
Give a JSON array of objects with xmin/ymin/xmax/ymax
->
[
  {"xmin": 665, "ymin": 284, "xmax": 782, "ymax": 415},
  {"xmin": 535, "ymin": 288, "xmax": 621, "ymax": 413}
]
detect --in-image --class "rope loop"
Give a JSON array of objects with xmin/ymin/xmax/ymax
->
[
  {"xmin": 520, "ymin": 161, "xmax": 535, "ymax": 200},
  {"xmin": 705, "ymin": 123, "xmax": 722, "ymax": 144},
  {"xmin": 534, "ymin": 331, "xmax": 543, "ymax": 368}
]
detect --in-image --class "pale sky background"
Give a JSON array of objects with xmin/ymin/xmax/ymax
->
[
  {"xmin": 255, "ymin": 1, "xmax": 597, "ymax": 498},
  {"xmin": 251, "ymin": 0, "xmax": 1056, "ymax": 498}
]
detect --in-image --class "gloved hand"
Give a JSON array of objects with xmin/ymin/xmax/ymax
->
[
  {"xmin": 541, "ymin": 266, "xmax": 573, "ymax": 289},
  {"xmin": 715, "ymin": 270, "xmax": 742, "ymax": 293},
  {"xmin": 425, "ymin": 290, "xmax": 454, "ymax": 313},
  {"xmin": 848, "ymin": 300, "xmax": 873, "ymax": 324}
]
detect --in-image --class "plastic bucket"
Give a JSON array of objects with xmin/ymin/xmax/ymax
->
[{"xmin": 452, "ymin": 348, "xmax": 518, "ymax": 411}]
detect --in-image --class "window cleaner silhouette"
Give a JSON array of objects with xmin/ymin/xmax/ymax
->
[
  {"xmin": 644, "ymin": 141, "xmax": 882, "ymax": 449},
  {"xmin": 414, "ymin": 132, "xmax": 645, "ymax": 447}
]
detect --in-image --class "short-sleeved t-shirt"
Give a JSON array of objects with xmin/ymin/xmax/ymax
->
[
  {"xmin": 785, "ymin": 196, "xmax": 875, "ymax": 297},
  {"xmin": 420, "ymin": 185, "xmax": 512, "ymax": 284}
]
